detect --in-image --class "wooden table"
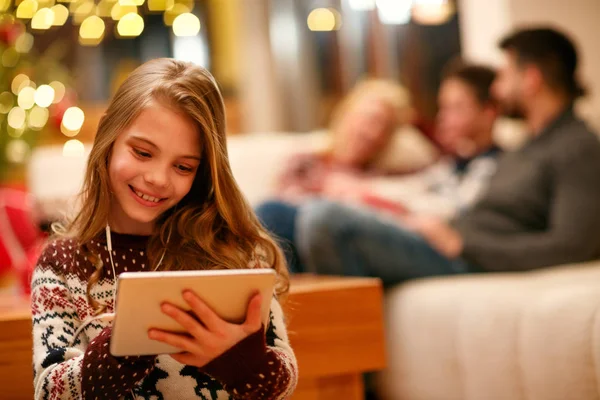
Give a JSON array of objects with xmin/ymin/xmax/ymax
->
[{"xmin": 0, "ymin": 275, "xmax": 385, "ymax": 399}]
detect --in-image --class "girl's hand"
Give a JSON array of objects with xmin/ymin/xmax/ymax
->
[{"xmin": 148, "ymin": 291, "xmax": 263, "ymax": 368}]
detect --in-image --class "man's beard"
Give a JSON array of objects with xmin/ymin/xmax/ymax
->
[{"xmin": 498, "ymin": 98, "xmax": 526, "ymax": 120}]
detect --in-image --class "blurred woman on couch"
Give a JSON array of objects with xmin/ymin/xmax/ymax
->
[
  {"xmin": 255, "ymin": 79, "xmax": 436, "ymax": 272},
  {"xmin": 257, "ymin": 62, "xmax": 503, "ymax": 273}
]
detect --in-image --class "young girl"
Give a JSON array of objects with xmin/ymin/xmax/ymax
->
[{"xmin": 31, "ymin": 58, "xmax": 297, "ymax": 399}]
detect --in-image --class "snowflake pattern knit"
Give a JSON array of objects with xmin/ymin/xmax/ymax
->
[{"xmin": 31, "ymin": 233, "xmax": 298, "ymax": 399}]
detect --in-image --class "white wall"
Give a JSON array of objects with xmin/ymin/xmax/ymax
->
[{"xmin": 458, "ymin": 0, "xmax": 512, "ymax": 67}]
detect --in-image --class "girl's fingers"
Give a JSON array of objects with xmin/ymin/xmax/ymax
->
[
  {"xmin": 148, "ymin": 329, "xmax": 202, "ymax": 355},
  {"xmin": 183, "ymin": 290, "xmax": 226, "ymax": 333},
  {"xmin": 160, "ymin": 302, "xmax": 209, "ymax": 341},
  {"xmin": 243, "ymin": 293, "xmax": 263, "ymax": 333}
]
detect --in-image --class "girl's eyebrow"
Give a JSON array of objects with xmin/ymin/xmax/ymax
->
[
  {"xmin": 129, "ymin": 135, "xmax": 201, "ymax": 161},
  {"xmin": 181, "ymin": 155, "xmax": 201, "ymax": 161},
  {"xmin": 129, "ymin": 135, "xmax": 158, "ymax": 150}
]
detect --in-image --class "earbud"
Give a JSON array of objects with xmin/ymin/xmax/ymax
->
[{"xmin": 105, "ymin": 224, "xmax": 113, "ymax": 253}]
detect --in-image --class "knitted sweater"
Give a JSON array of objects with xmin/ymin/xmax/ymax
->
[
  {"xmin": 454, "ymin": 107, "xmax": 600, "ymax": 271},
  {"xmin": 31, "ymin": 232, "xmax": 298, "ymax": 399}
]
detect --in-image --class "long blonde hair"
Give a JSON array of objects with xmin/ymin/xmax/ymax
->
[
  {"xmin": 329, "ymin": 78, "xmax": 413, "ymax": 139},
  {"xmin": 327, "ymin": 78, "xmax": 414, "ymax": 167},
  {"xmin": 62, "ymin": 59, "xmax": 288, "ymax": 312}
]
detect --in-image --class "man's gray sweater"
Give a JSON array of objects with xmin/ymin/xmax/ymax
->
[{"xmin": 455, "ymin": 107, "xmax": 600, "ymax": 271}]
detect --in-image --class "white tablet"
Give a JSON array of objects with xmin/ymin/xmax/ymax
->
[{"xmin": 109, "ymin": 268, "xmax": 276, "ymax": 357}]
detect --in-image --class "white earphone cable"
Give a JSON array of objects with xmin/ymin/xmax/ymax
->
[
  {"xmin": 68, "ymin": 224, "xmax": 170, "ymax": 348},
  {"xmin": 106, "ymin": 224, "xmax": 118, "ymax": 304}
]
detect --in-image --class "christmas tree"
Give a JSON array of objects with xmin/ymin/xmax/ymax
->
[{"xmin": 0, "ymin": 15, "xmax": 79, "ymax": 183}]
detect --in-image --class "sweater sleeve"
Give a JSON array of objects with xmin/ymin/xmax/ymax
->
[
  {"xmin": 31, "ymin": 241, "xmax": 155, "ymax": 400},
  {"xmin": 200, "ymin": 298, "xmax": 298, "ymax": 399},
  {"xmin": 459, "ymin": 140, "xmax": 600, "ymax": 271}
]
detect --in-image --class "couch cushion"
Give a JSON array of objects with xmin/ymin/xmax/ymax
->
[{"xmin": 376, "ymin": 262, "xmax": 600, "ymax": 400}]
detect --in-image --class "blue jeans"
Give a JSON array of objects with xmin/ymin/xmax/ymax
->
[
  {"xmin": 255, "ymin": 200, "xmax": 303, "ymax": 273},
  {"xmin": 296, "ymin": 200, "xmax": 470, "ymax": 286}
]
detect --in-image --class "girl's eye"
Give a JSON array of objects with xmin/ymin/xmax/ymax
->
[
  {"xmin": 133, "ymin": 148, "xmax": 151, "ymax": 158},
  {"xmin": 176, "ymin": 165, "xmax": 193, "ymax": 173}
]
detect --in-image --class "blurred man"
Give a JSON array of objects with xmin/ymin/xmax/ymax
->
[{"xmin": 297, "ymin": 27, "xmax": 600, "ymax": 283}]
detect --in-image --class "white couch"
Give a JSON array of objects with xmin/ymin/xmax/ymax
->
[
  {"xmin": 29, "ymin": 128, "xmax": 600, "ymax": 400},
  {"xmin": 229, "ymin": 131, "xmax": 600, "ymax": 400},
  {"xmin": 377, "ymin": 264, "xmax": 600, "ymax": 400}
]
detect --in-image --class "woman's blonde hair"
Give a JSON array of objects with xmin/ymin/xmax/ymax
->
[
  {"xmin": 61, "ymin": 58, "xmax": 288, "ymax": 313},
  {"xmin": 329, "ymin": 78, "xmax": 413, "ymax": 140}
]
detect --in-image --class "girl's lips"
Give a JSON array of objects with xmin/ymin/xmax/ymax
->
[{"xmin": 128, "ymin": 185, "xmax": 167, "ymax": 207}]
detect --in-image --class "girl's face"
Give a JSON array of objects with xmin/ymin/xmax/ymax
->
[{"xmin": 108, "ymin": 102, "xmax": 201, "ymax": 235}]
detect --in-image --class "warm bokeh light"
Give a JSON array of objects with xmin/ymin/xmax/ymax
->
[
  {"xmin": 174, "ymin": 0, "xmax": 193, "ymax": 12},
  {"xmin": 16, "ymin": 0, "xmax": 38, "ymax": 19},
  {"xmin": 307, "ymin": 8, "xmax": 342, "ymax": 32},
  {"xmin": 412, "ymin": 1, "xmax": 455, "ymax": 25},
  {"xmin": 6, "ymin": 139, "xmax": 30, "ymax": 164},
  {"xmin": 163, "ymin": 3, "xmax": 188, "ymax": 26},
  {"xmin": 28, "ymin": 105, "xmax": 49, "ymax": 130},
  {"xmin": 111, "ymin": 3, "xmax": 136, "ymax": 20},
  {"xmin": 11, "ymin": 74, "xmax": 30, "ymax": 95},
  {"xmin": 31, "ymin": 7, "xmax": 54, "ymax": 30},
  {"xmin": 0, "ymin": 13, "xmax": 15, "ymax": 24},
  {"xmin": 0, "ymin": 0, "xmax": 11, "ymax": 12},
  {"xmin": 17, "ymin": 86, "xmax": 36, "ymax": 109},
  {"xmin": 96, "ymin": 0, "xmax": 115, "ymax": 17},
  {"xmin": 172, "ymin": 12, "xmax": 200, "ymax": 36},
  {"xmin": 80, "ymin": 15, "xmax": 105, "ymax": 39},
  {"xmin": 49, "ymin": 81, "xmax": 65, "ymax": 103},
  {"xmin": 61, "ymin": 106, "xmax": 85, "ymax": 135},
  {"xmin": 78, "ymin": 36, "xmax": 103, "ymax": 46},
  {"xmin": 147, "ymin": 0, "xmax": 173, "ymax": 12},
  {"xmin": 118, "ymin": 0, "xmax": 143, "ymax": 6},
  {"xmin": 63, "ymin": 139, "xmax": 85, "ymax": 157},
  {"xmin": 117, "ymin": 12, "xmax": 144, "ymax": 36},
  {"xmin": 2, "ymin": 48, "xmax": 20, "ymax": 67},
  {"xmin": 34, "ymin": 84, "xmax": 55, "ymax": 107},
  {"xmin": 72, "ymin": 1, "xmax": 95, "ymax": 24},
  {"xmin": 7, "ymin": 126, "xmax": 25, "ymax": 138},
  {"xmin": 37, "ymin": 0, "xmax": 55, "ymax": 8},
  {"xmin": 0, "ymin": 92, "xmax": 13, "ymax": 114},
  {"xmin": 68, "ymin": 0, "xmax": 84, "ymax": 12},
  {"xmin": 51, "ymin": 4, "xmax": 69, "ymax": 25},
  {"xmin": 14, "ymin": 32, "xmax": 34, "ymax": 53},
  {"xmin": 376, "ymin": 0, "xmax": 412, "ymax": 25},
  {"xmin": 8, "ymin": 107, "xmax": 26, "ymax": 129}
]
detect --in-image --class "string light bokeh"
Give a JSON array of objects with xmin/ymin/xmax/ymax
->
[
  {"xmin": 0, "ymin": 0, "xmax": 455, "ymax": 169},
  {"xmin": 309, "ymin": 0, "xmax": 456, "ymax": 31},
  {"xmin": 4, "ymin": 0, "xmax": 203, "ymax": 46},
  {"xmin": 0, "ymin": 24, "xmax": 83, "ymax": 167}
]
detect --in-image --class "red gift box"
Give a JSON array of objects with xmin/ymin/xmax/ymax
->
[{"xmin": 0, "ymin": 187, "xmax": 45, "ymax": 294}]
